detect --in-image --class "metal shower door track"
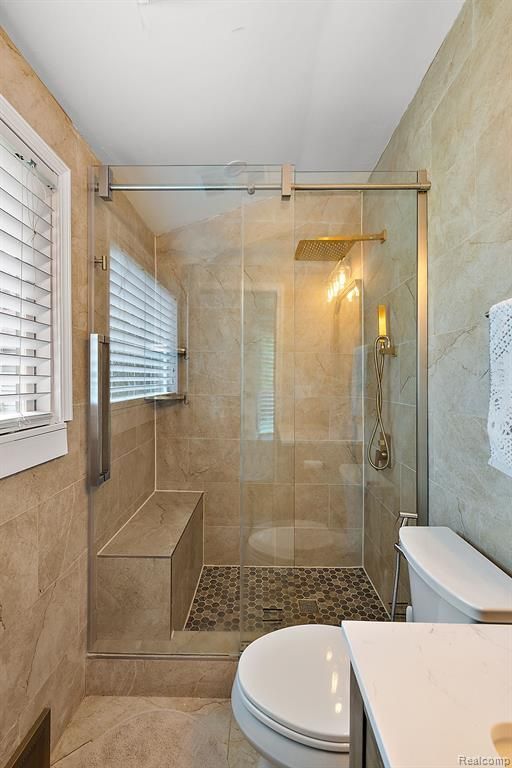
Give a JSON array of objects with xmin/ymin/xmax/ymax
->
[{"xmin": 97, "ymin": 164, "xmax": 431, "ymax": 199}]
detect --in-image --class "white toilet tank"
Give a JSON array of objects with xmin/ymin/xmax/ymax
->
[{"xmin": 399, "ymin": 526, "xmax": 512, "ymax": 624}]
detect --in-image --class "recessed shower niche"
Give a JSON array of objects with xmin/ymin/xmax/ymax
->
[{"xmin": 87, "ymin": 165, "xmax": 428, "ymax": 656}]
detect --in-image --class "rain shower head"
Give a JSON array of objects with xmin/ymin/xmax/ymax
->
[{"xmin": 294, "ymin": 230, "xmax": 387, "ymax": 261}]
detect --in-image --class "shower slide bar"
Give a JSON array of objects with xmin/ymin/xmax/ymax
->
[{"xmin": 97, "ymin": 165, "xmax": 431, "ymax": 199}]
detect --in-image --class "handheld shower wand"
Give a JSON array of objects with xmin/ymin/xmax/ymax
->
[{"xmin": 367, "ymin": 306, "xmax": 396, "ymax": 471}]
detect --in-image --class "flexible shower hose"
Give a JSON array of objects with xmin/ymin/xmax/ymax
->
[{"xmin": 367, "ymin": 335, "xmax": 392, "ymax": 471}]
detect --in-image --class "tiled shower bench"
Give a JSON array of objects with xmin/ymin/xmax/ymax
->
[{"xmin": 97, "ymin": 491, "xmax": 204, "ymax": 642}]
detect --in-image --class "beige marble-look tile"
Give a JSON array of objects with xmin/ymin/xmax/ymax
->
[
  {"xmin": 19, "ymin": 629, "xmax": 85, "ymax": 752},
  {"xmin": 294, "ymin": 527, "xmax": 362, "ymax": 567},
  {"xmin": 294, "ymin": 352, "xmax": 355, "ymax": 397},
  {"xmin": 99, "ymin": 491, "xmax": 202, "ymax": 557},
  {"xmin": 188, "ymin": 263, "xmax": 241, "ymax": 309},
  {"xmin": 190, "ymin": 307, "xmax": 241, "ymax": 356},
  {"xmin": 156, "ymin": 436, "xmax": 190, "ymax": 488},
  {"xmin": 0, "ymin": 562, "xmax": 81, "ymax": 733},
  {"xmin": 242, "ymin": 483, "xmax": 294, "ymax": 528},
  {"xmin": 329, "ymin": 484, "xmax": 363, "ymax": 529},
  {"xmin": 242, "ymin": 523, "xmax": 294, "ymax": 567},
  {"xmin": 189, "ymin": 349, "xmax": 240, "ymax": 396},
  {"xmin": 205, "ymin": 526, "xmax": 241, "ymax": 565},
  {"xmin": 189, "ymin": 439, "xmax": 240, "ymax": 484},
  {"xmin": 96, "ymin": 557, "xmax": 171, "ymax": 642},
  {"xmin": 295, "ymin": 441, "xmax": 362, "ymax": 484},
  {"xmin": 52, "ymin": 696, "xmax": 231, "ymax": 766},
  {"xmin": 0, "ymin": 722, "xmax": 19, "ymax": 768},
  {"xmin": 227, "ymin": 717, "xmax": 260, "ymax": 768},
  {"xmin": 294, "ymin": 396, "xmax": 330, "ymax": 441},
  {"xmin": 0, "ymin": 508, "xmax": 38, "ymax": 632},
  {"xmin": 430, "ymin": 211, "xmax": 512, "ymax": 336},
  {"xmin": 429, "ymin": 323, "xmax": 489, "ymax": 419},
  {"xmin": 203, "ymin": 482, "xmax": 241, "ymax": 527},
  {"xmin": 85, "ymin": 658, "xmax": 237, "ymax": 698},
  {"xmin": 475, "ymin": 103, "xmax": 512, "ymax": 232},
  {"xmin": 294, "ymin": 190, "xmax": 360, "ymax": 225},
  {"xmin": 294, "ymin": 483, "xmax": 329, "ymax": 528},
  {"xmin": 38, "ymin": 481, "xmax": 88, "ymax": 594},
  {"xmin": 51, "ymin": 706, "xmax": 230, "ymax": 768},
  {"xmin": 171, "ymin": 499, "xmax": 203, "ymax": 631}
]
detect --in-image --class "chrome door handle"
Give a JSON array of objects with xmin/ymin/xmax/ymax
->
[{"xmin": 89, "ymin": 333, "xmax": 111, "ymax": 486}]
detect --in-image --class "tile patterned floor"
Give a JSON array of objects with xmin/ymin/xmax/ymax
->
[
  {"xmin": 51, "ymin": 696, "xmax": 258, "ymax": 767},
  {"xmin": 185, "ymin": 566, "xmax": 388, "ymax": 632}
]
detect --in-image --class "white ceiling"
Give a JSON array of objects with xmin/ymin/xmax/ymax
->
[{"xmin": 0, "ymin": 0, "xmax": 463, "ymax": 231}]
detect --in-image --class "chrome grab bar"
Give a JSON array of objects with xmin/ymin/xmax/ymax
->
[{"xmin": 89, "ymin": 333, "xmax": 111, "ymax": 486}]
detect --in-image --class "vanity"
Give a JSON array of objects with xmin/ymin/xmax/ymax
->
[{"xmin": 342, "ymin": 621, "xmax": 512, "ymax": 768}]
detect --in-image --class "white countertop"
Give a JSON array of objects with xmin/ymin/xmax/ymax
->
[{"xmin": 342, "ymin": 621, "xmax": 512, "ymax": 768}]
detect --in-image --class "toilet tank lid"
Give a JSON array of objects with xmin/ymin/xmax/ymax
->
[{"xmin": 399, "ymin": 526, "xmax": 512, "ymax": 623}]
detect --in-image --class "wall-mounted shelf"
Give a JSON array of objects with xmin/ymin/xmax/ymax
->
[{"xmin": 145, "ymin": 393, "xmax": 188, "ymax": 404}]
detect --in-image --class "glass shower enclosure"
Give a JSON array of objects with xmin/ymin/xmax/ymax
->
[{"xmin": 87, "ymin": 164, "xmax": 428, "ymax": 657}]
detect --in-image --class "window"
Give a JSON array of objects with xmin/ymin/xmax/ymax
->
[
  {"xmin": 256, "ymin": 291, "xmax": 276, "ymax": 438},
  {"xmin": 0, "ymin": 96, "xmax": 71, "ymax": 479},
  {"xmin": 109, "ymin": 247, "xmax": 178, "ymax": 402}
]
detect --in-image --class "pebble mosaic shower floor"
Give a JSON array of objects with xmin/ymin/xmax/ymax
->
[{"xmin": 185, "ymin": 566, "xmax": 388, "ymax": 632}]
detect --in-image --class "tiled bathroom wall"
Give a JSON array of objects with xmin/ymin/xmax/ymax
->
[
  {"xmin": 155, "ymin": 201, "xmax": 243, "ymax": 564},
  {"xmin": 156, "ymin": 191, "xmax": 365, "ymax": 567},
  {"xmin": 368, "ymin": 0, "xmax": 512, "ymax": 579},
  {"xmin": 0, "ymin": 29, "xmax": 93, "ymax": 758}
]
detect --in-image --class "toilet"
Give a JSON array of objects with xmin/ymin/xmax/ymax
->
[{"xmin": 231, "ymin": 527, "xmax": 512, "ymax": 768}]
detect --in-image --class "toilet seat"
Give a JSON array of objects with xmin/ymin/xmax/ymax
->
[{"xmin": 237, "ymin": 624, "xmax": 350, "ymax": 753}]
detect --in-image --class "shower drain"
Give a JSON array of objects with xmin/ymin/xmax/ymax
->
[
  {"xmin": 262, "ymin": 607, "xmax": 283, "ymax": 622},
  {"xmin": 298, "ymin": 599, "xmax": 319, "ymax": 614}
]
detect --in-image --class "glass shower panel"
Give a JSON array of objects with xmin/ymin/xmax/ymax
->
[
  {"xmin": 88, "ymin": 168, "xmax": 158, "ymax": 653},
  {"xmin": 240, "ymin": 184, "xmax": 296, "ymax": 645},
  {"xmin": 293, "ymin": 188, "xmax": 364, "ymax": 572},
  {"xmin": 361, "ymin": 182, "xmax": 419, "ymax": 616},
  {"xmin": 240, "ymin": 171, "xmax": 422, "ymax": 644},
  {"xmin": 88, "ymin": 164, "xmax": 255, "ymax": 656}
]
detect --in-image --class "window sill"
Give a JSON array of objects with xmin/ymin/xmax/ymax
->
[{"xmin": 0, "ymin": 422, "xmax": 69, "ymax": 479}]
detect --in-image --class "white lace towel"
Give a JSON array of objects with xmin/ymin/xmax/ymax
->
[{"xmin": 488, "ymin": 298, "xmax": 512, "ymax": 478}]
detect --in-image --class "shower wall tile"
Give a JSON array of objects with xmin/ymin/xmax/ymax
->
[
  {"xmin": 202, "ymin": 482, "xmax": 241, "ymax": 527},
  {"xmin": 294, "ymin": 484, "xmax": 329, "ymax": 527},
  {"xmin": 295, "ymin": 441, "xmax": 363, "ymax": 485},
  {"xmin": 365, "ymin": 0, "xmax": 512, "ymax": 588},
  {"xmin": 96, "ymin": 558, "xmax": 172, "ymax": 642},
  {"xmin": 189, "ymin": 438, "xmax": 240, "ymax": 484},
  {"xmin": 0, "ymin": 29, "xmax": 150, "ymax": 750},
  {"xmin": 85, "ymin": 657, "xmax": 237, "ymax": 698},
  {"xmin": 205, "ymin": 525, "xmax": 241, "ymax": 565},
  {"xmin": 295, "ymin": 528, "xmax": 362, "ymax": 567},
  {"xmin": 241, "ymin": 524, "xmax": 294, "ymax": 566},
  {"xmin": 243, "ymin": 483, "xmax": 294, "ymax": 528},
  {"xmin": 328, "ymin": 485, "xmax": 363, "ymax": 530}
]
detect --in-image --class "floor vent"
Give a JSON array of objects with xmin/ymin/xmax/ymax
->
[
  {"xmin": 262, "ymin": 606, "xmax": 283, "ymax": 622},
  {"xmin": 298, "ymin": 599, "xmax": 319, "ymax": 614},
  {"xmin": 6, "ymin": 709, "xmax": 50, "ymax": 768}
]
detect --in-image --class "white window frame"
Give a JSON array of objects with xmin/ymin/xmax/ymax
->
[{"xmin": 0, "ymin": 94, "xmax": 72, "ymax": 479}]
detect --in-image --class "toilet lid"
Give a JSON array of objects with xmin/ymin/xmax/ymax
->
[{"xmin": 237, "ymin": 625, "xmax": 350, "ymax": 745}]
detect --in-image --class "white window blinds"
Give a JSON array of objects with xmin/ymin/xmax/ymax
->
[
  {"xmin": 257, "ymin": 292, "xmax": 276, "ymax": 438},
  {"xmin": 110, "ymin": 247, "xmax": 178, "ymax": 402},
  {"xmin": 0, "ymin": 133, "xmax": 56, "ymax": 435}
]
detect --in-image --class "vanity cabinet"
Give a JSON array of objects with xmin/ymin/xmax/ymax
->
[{"xmin": 349, "ymin": 667, "xmax": 385, "ymax": 768}]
